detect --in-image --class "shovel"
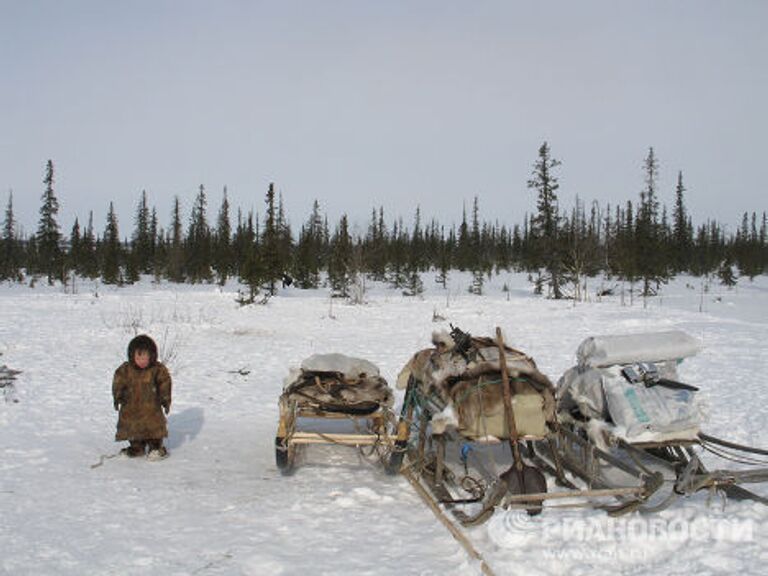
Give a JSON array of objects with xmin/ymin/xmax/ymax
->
[{"xmin": 495, "ymin": 327, "xmax": 547, "ymax": 515}]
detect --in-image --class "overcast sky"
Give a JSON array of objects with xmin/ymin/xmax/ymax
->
[{"xmin": 1, "ymin": 0, "xmax": 766, "ymax": 237}]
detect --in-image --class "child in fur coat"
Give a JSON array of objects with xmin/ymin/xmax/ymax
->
[{"xmin": 112, "ymin": 334, "xmax": 172, "ymax": 460}]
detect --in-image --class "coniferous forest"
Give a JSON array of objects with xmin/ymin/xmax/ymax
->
[{"xmin": 2, "ymin": 145, "xmax": 767, "ymax": 300}]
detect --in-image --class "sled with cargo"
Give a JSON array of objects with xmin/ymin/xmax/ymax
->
[
  {"xmin": 388, "ymin": 326, "xmax": 665, "ymax": 527},
  {"xmin": 556, "ymin": 330, "xmax": 768, "ymax": 512},
  {"xmin": 275, "ymin": 353, "xmax": 396, "ymax": 474}
]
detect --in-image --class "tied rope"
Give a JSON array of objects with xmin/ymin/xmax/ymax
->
[{"xmin": 91, "ymin": 451, "xmax": 123, "ymax": 469}]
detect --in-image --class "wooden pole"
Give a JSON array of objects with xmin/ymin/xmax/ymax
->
[
  {"xmin": 495, "ymin": 327, "xmax": 524, "ymax": 474},
  {"xmin": 402, "ymin": 465, "xmax": 498, "ymax": 576}
]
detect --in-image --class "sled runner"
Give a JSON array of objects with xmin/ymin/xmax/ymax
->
[
  {"xmin": 557, "ymin": 330, "xmax": 768, "ymax": 511},
  {"xmin": 390, "ymin": 326, "xmax": 660, "ymax": 526},
  {"xmin": 275, "ymin": 353, "xmax": 396, "ymax": 474}
]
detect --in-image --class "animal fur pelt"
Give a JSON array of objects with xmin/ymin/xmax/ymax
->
[
  {"xmin": 282, "ymin": 354, "xmax": 393, "ymax": 415},
  {"xmin": 397, "ymin": 330, "xmax": 557, "ymax": 440}
]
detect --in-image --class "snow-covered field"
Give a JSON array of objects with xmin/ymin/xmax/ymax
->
[{"xmin": 1, "ymin": 273, "xmax": 767, "ymax": 576}]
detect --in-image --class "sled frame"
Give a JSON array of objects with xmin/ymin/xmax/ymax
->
[
  {"xmin": 275, "ymin": 399, "xmax": 396, "ymax": 474},
  {"xmin": 391, "ymin": 378, "xmax": 659, "ymax": 525},
  {"xmin": 559, "ymin": 420, "xmax": 768, "ymax": 511}
]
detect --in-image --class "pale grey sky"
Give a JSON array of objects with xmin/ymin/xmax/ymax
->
[{"xmin": 1, "ymin": 0, "xmax": 766, "ymax": 237}]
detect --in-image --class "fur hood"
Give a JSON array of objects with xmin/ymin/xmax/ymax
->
[{"xmin": 127, "ymin": 334, "xmax": 158, "ymax": 367}]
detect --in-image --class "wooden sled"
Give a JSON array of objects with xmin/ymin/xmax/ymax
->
[
  {"xmin": 390, "ymin": 376, "xmax": 661, "ymax": 526},
  {"xmin": 275, "ymin": 399, "xmax": 396, "ymax": 474},
  {"xmin": 275, "ymin": 354, "xmax": 397, "ymax": 475},
  {"xmin": 389, "ymin": 327, "xmax": 660, "ymax": 526},
  {"xmin": 556, "ymin": 330, "xmax": 768, "ymax": 511}
]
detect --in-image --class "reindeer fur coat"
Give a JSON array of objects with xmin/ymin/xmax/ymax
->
[{"xmin": 113, "ymin": 336, "xmax": 172, "ymax": 441}]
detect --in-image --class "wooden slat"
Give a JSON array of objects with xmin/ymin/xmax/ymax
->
[
  {"xmin": 503, "ymin": 486, "xmax": 644, "ymax": 503},
  {"xmin": 288, "ymin": 432, "xmax": 393, "ymax": 446}
]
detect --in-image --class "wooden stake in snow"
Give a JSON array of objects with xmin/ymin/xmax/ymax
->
[{"xmin": 402, "ymin": 465, "xmax": 498, "ymax": 576}]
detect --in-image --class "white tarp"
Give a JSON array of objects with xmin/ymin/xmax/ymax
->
[
  {"xmin": 557, "ymin": 365, "xmax": 610, "ymax": 420},
  {"xmin": 559, "ymin": 330, "xmax": 704, "ymax": 442},
  {"xmin": 576, "ymin": 330, "xmax": 701, "ymax": 368}
]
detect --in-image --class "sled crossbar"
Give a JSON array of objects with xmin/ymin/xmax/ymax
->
[
  {"xmin": 503, "ymin": 486, "xmax": 645, "ymax": 504},
  {"xmin": 287, "ymin": 431, "xmax": 393, "ymax": 446}
]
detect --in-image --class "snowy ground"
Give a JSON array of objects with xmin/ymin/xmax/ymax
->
[{"xmin": 1, "ymin": 272, "xmax": 767, "ymax": 576}]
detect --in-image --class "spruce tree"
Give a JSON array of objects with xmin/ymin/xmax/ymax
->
[
  {"xmin": 434, "ymin": 225, "xmax": 451, "ymax": 288},
  {"xmin": 496, "ymin": 224, "xmax": 512, "ymax": 272},
  {"xmin": 293, "ymin": 200, "xmax": 324, "ymax": 289},
  {"xmin": 68, "ymin": 218, "xmax": 81, "ymax": 277},
  {"xmin": 601, "ymin": 203, "xmax": 614, "ymax": 273},
  {"xmin": 528, "ymin": 142, "xmax": 564, "ymax": 298},
  {"xmin": 706, "ymin": 220, "xmax": 726, "ymax": 276},
  {"xmin": 237, "ymin": 211, "xmax": 264, "ymax": 302},
  {"xmin": 293, "ymin": 224, "xmax": 315, "ymax": 288},
  {"xmin": 232, "ymin": 208, "xmax": 246, "ymax": 276},
  {"xmin": 561, "ymin": 197, "xmax": 597, "ymax": 300},
  {"xmin": 363, "ymin": 206, "xmax": 387, "ymax": 280},
  {"xmin": 2, "ymin": 195, "xmax": 20, "ymax": 281},
  {"xmin": 468, "ymin": 197, "xmax": 485, "ymax": 295},
  {"xmin": 101, "ymin": 202, "xmax": 122, "ymax": 284},
  {"xmin": 233, "ymin": 209, "xmax": 254, "ymax": 277},
  {"xmin": 1, "ymin": 192, "xmax": 21, "ymax": 281},
  {"xmin": 132, "ymin": 190, "xmax": 153, "ymax": 275},
  {"xmin": 734, "ymin": 211, "xmax": 763, "ymax": 279},
  {"xmin": 149, "ymin": 208, "xmax": 162, "ymax": 280},
  {"xmin": 37, "ymin": 160, "xmax": 62, "ymax": 284},
  {"xmin": 455, "ymin": 204, "xmax": 472, "ymax": 271},
  {"xmin": 213, "ymin": 186, "xmax": 232, "ymax": 285},
  {"xmin": 617, "ymin": 201, "xmax": 638, "ymax": 287},
  {"xmin": 123, "ymin": 237, "xmax": 139, "ymax": 284},
  {"xmin": 25, "ymin": 235, "xmax": 39, "ymax": 277},
  {"xmin": 761, "ymin": 212, "xmax": 768, "ymax": 273},
  {"xmin": 276, "ymin": 192, "xmax": 293, "ymax": 282},
  {"xmin": 671, "ymin": 171, "xmax": 692, "ymax": 272},
  {"xmin": 79, "ymin": 211, "xmax": 99, "ymax": 279},
  {"xmin": 186, "ymin": 184, "xmax": 212, "ymax": 283},
  {"xmin": 386, "ymin": 218, "xmax": 408, "ymax": 288},
  {"xmin": 261, "ymin": 183, "xmax": 282, "ymax": 295},
  {"xmin": 424, "ymin": 218, "xmax": 441, "ymax": 270},
  {"xmin": 635, "ymin": 147, "xmax": 669, "ymax": 296},
  {"xmin": 410, "ymin": 206, "xmax": 425, "ymax": 271},
  {"xmin": 328, "ymin": 214, "xmax": 353, "ymax": 297},
  {"xmin": 167, "ymin": 196, "xmax": 185, "ymax": 283},
  {"xmin": 403, "ymin": 207, "xmax": 424, "ymax": 296}
]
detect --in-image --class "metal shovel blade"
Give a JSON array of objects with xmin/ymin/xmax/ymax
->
[{"xmin": 501, "ymin": 463, "xmax": 548, "ymax": 516}]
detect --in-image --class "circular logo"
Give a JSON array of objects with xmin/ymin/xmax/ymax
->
[{"xmin": 487, "ymin": 510, "xmax": 541, "ymax": 548}]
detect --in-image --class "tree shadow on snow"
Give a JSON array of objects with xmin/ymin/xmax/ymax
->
[{"xmin": 167, "ymin": 407, "xmax": 205, "ymax": 450}]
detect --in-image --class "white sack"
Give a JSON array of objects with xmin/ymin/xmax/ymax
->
[{"xmin": 602, "ymin": 372, "xmax": 702, "ymax": 439}]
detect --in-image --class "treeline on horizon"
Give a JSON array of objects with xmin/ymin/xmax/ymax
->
[{"xmin": 1, "ymin": 144, "xmax": 767, "ymax": 301}]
